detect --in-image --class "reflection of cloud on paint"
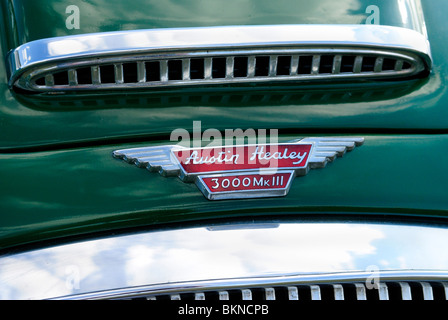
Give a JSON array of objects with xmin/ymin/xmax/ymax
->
[
  {"xmin": 3, "ymin": 223, "xmax": 448, "ymax": 300},
  {"xmin": 0, "ymin": 257, "xmax": 68, "ymax": 299},
  {"xmin": 123, "ymin": 224, "xmax": 385, "ymax": 286},
  {"xmin": 385, "ymin": 226, "xmax": 448, "ymax": 270},
  {"xmin": 397, "ymin": 257, "xmax": 408, "ymax": 269},
  {"xmin": 0, "ymin": 238, "xmax": 116, "ymax": 299},
  {"xmin": 379, "ymin": 259, "xmax": 390, "ymax": 268}
]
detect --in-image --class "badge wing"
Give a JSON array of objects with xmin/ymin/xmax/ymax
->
[
  {"xmin": 113, "ymin": 145, "xmax": 184, "ymax": 176},
  {"xmin": 296, "ymin": 137, "xmax": 365, "ymax": 168}
]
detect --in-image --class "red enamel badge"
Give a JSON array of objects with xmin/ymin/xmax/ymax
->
[{"xmin": 113, "ymin": 137, "xmax": 364, "ymax": 200}]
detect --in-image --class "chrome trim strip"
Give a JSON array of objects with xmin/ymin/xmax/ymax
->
[
  {"xmin": 54, "ymin": 270, "xmax": 448, "ymax": 300},
  {"xmin": 6, "ymin": 24, "xmax": 432, "ymax": 94}
]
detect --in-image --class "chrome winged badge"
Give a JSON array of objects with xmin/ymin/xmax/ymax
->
[{"xmin": 113, "ymin": 137, "xmax": 364, "ymax": 200}]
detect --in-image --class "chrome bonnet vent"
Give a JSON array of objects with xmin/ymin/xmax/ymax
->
[{"xmin": 7, "ymin": 25, "xmax": 432, "ymax": 94}]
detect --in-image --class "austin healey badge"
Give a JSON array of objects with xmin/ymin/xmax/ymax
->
[{"xmin": 113, "ymin": 137, "xmax": 364, "ymax": 200}]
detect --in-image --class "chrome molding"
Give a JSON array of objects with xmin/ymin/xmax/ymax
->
[
  {"xmin": 7, "ymin": 25, "xmax": 432, "ymax": 94},
  {"xmin": 56, "ymin": 270, "xmax": 448, "ymax": 300}
]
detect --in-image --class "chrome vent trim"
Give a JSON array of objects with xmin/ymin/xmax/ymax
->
[
  {"xmin": 7, "ymin": 25, "xmax": 432, "ymax": 94},
  {"xmin": 55, "ymin": 271, "xmax": 448, "ymax": 301}
]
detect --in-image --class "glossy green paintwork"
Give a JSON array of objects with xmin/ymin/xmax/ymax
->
[
  {"xmin": 1, "ymin": 0, "xmax": 448, "ymax": 250},
  {"xmin": 1, "ymin": 134, "xmax": 448, "ymax": 250}
]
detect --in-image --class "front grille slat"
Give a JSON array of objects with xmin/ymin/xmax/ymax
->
[
  {"xmin": 333, "ymin": 284, "xmax": 344, "ymax": 300},
  {"xmin": 195, "ymin": 292, "xmax": 205, "ymax": 300},
  {"xmin": 265, "ymin": 288, "xmax": 276, "ymax": 300},
  {"xmin": 354, "ymin": 283, "xmax": 367, "ymax": 300},
  {"xmin": 310, "ymin": 285, "xmax": 321, "ymax": 300},
  {"xmin": 421, "ymin": 282, "xmax": 434, "ymax": 300},
  {"xmin": 219, "ymin": 291, "xmax": 229, "ymax": 300},
  {"xmin": 399, "ymin": 282, "xmax": 412, "ymax": 300},
  {"xmin": 129, "ymin": 281, "xmax": 448, "ymax": 301},
  {"xmin": 241, "ymin": 289, "xmax": 252, "ymax": 300},
  {"xmin": 288, "ymin": 286, "xmax": 299, "ymax": 300},
  {"xmin": 378, "ymin": 283, "xmax": 390, "ymax": 300},
  {"xmin": 444, "ymin": 283, "xmax": 448, "ymax": 300}
]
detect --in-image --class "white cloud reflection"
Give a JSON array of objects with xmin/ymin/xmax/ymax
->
[{"xmin": 1, "ymin": 222, "xmax": 448, "ymax": 299}]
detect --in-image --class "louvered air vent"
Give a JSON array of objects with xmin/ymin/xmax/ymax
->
[
  {"xmin": 29, "ymin": 53, "xmax": 417, "ymax": 92},
  {"xmin": 7, "ymin": 25, "xmax": 432, "ymax": 94}
]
